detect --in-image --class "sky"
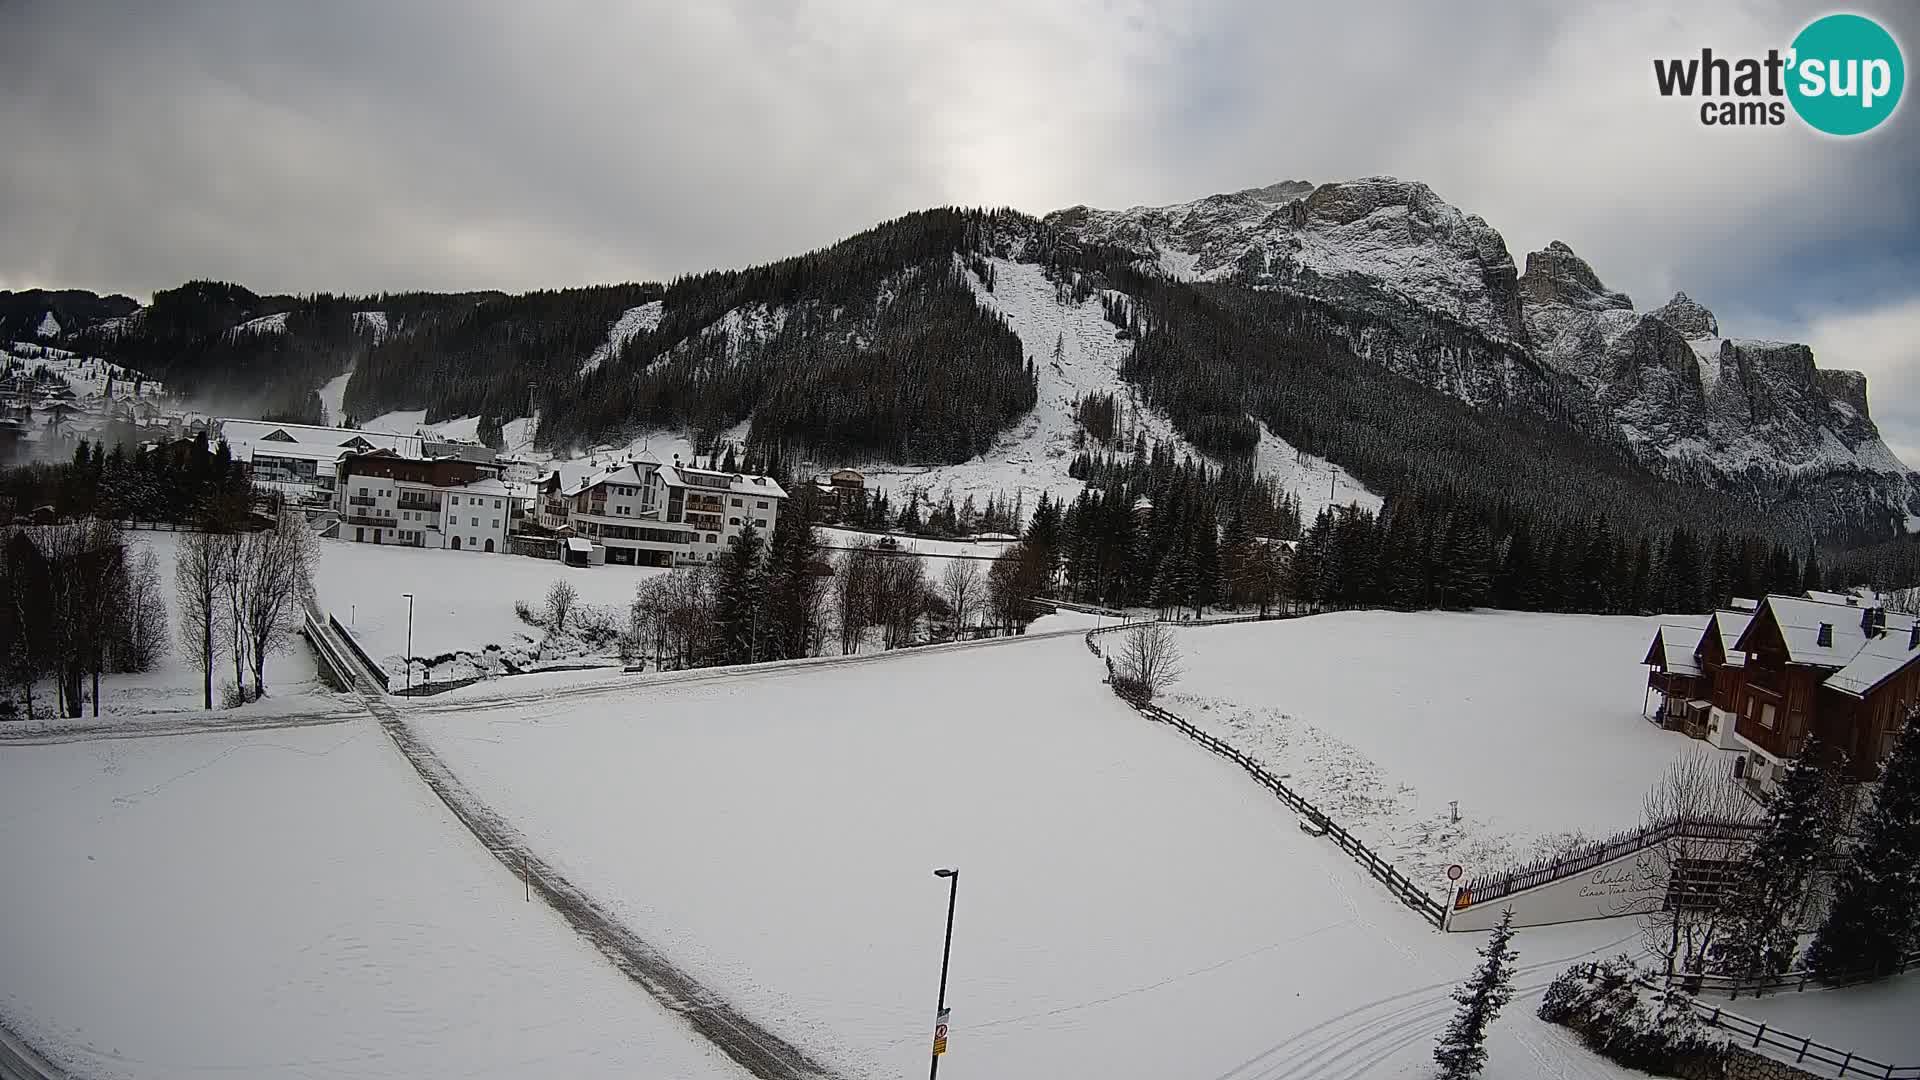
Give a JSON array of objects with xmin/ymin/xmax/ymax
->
[{"xmin": 1, "ymin": 0, "xmax": 1916, "ymax": 458}]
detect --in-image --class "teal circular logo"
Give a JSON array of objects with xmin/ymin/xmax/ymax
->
[{"xmin": 1787, "ymin": 14, "xmax": 1904, "ymax": 135}]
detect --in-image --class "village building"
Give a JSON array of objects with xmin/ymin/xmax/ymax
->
[
  {"xmin": 1645, "ymin": 591, "xmax": 1920, "ymax": 800},
  {"xmin": 536, "ymin": 454, "xmax": 786, "ymax": 566},
  {"xmin": 215, "ymin": 419, "xmax": 426, "ymax": 506},
  {"xmin": 335, "ymin": 449, "xmax": 510, "ymax": 552}
]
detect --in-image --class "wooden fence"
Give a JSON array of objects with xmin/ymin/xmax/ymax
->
[
  {"xmin": 1671, "ymin": 948, "xmax": 1920, "ymax": 1000},
  {"xmin": 1456, "ymin": 816, "xmax": 1763, "ymax": 911},
  {"xmin": 1616, "ymin": 971, "xmax": 1920, "ymax": 1080},
  {"xmin": 1087, "ymin": 621, "xmax": 1447, "ymax": 927}
]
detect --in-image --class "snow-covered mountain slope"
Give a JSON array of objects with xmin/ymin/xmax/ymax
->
[
  {"xmin": 227, "ymin": 311, "xmax": 290, "ymax": 337},
  {"xmin": 1050, "ymin": 176, "xmax": 1524, "ymax": 343},
  {"xmin": 860, "ymin": 256, "xmax": 1208, "ymax": 510},
  {"xmin": 34, "ymin": 312, "xmax": 60, "ymax": 338},
  {"xmin": 578, "ymin": 301, "xmax": 664, "ymax": 376},
  {"xmin": 352, "ymin": 309, "xmax": 390, "ymax": 344},
  {"xmin": 1053, "ymin": 177, "xmax": 1916, "ymax": 532},
  {"xmin": 318, "ymin": 368, "xmax": 353, "ymax": 426},
  {"xmin": 1253, "ymin": 421, "xmax": 1382, "ymax": 520},
  {"xmin": 1518, "ymin": 241, "xmax": 1911, "ymax": 505}
]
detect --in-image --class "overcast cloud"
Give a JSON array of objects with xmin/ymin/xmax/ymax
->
[{"xmin": 1, "ymin": 0, "xmax": 1915, "ymax": 456}]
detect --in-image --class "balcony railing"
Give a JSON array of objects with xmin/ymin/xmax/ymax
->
[
  {"xmin": 397, "ymin": 498, "xmax": 442, "ymax": 512},
  {"xmin": 345, "ymin": 513, "xmax": 392, "ymax": 527},
  {"xmin": 348, "ymin": 496, "xmax": 379, "ymax": 507}
]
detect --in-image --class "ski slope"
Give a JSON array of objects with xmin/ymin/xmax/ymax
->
[
  {"xmin": 858, "ymin": 257, "xmax": 1204, "ymax": 512},
  {"xmin": 407, "ymin": 634, "xmax": 1644, "ymax": 1080},
  {"xmin": 1163, "ymin": 611, "xmax": 1734, "ymax": 895},
  {"xmin": 0, "ymin": 722, "xmax": 746, "ymax": 1080}
]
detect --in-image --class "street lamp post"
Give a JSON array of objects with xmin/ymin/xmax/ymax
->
[
  {"xmin": 401, "ymin": 592, "xmax": 415, "ymax": 694},
  {"xmin": 930, "ymin": 867, "xmax": 959, "ymax": 1080}
]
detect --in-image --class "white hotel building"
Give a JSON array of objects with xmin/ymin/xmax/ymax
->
[{"xmin": 537, "ymin": 455, "xmax": 786, "ymax": 566}]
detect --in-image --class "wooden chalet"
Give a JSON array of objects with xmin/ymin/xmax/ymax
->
[
  {"xmin": 1729, "ymin": 594, "xmax": 1918, "ymax": 793},
  {"xmin": 1644, "ymin": 593, "xmax": 1917, "ymax": 798}
]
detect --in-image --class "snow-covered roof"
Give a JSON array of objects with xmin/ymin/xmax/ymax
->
[
  {"xmin": 1825, "ymin": 623, "xmax": 1920, "ymax": 698},
  {"xmin": 1740, "ymin": 594, "xmax": 1893, "ymax": 669},
  {"xmin": 1704, "ymin": 610, "xmax": 1753, "ymax": 669},
  {"xmin": 1729, "ymin": 597, "xmax": 1759, "ymax": 611},
  {"xmin": 218, "ymin": 418, "xmax": 423, "ymax": 463},
  {"xmin": 560, "ymin": 459, "xmax": 659, "ymax": 497},
  {"xmin": 566, "ymin": 537, "xmax": 593, "ymax": 554},
  {"xmin": 244, "ymin": 441, "xmax": 353, "ymax": 464},
  {"xmin": 1653, "ymin": 624, "xmax": 1704, "ymax": 676},
  {"xmin": 658, "ymin": 464, "xmax": 788, "ymax": 500},
  {"xmin": 453, "ymin": 477, "xmax": 512, "ymax": 498}
]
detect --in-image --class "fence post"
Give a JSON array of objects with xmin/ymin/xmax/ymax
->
[
  {"xmin": 1796, "ymin": 1037, "xmax": 1809, "ymax": 1063},
  {"xmin": 1753, "ymin": 1023, "xmax": 1765, "ymax": 1048},
  {"xmin": 1709, "ymin": 1006, "xmax": 1721, "ymax": 1025}
]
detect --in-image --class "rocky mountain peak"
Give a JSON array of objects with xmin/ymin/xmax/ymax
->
[
  {"xmin": 1518, "ymin": 240, "xmax": 1633, "ymax": 312},
  {"xmin": 1650, "ymin": 291, "xmax": 1719, "ymax": 339}
]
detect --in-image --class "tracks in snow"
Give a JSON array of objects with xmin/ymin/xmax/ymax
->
[{"xmin": 308, "ymin": 615, "xmax": 844, "ymax": 1080}]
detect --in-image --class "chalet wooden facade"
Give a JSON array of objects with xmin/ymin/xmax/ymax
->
[{"xmin": 1645, "ymin": 593, "xmax": 1917, "ymax": 798}]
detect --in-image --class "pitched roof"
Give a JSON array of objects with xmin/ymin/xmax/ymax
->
[
  {"xmin": 1654, "ymin": 624, "xmax": 1705, "ymax": 676},
  {"xmin": 1731, "ymin": 593, "xmax": 1920, "ymax": 698},
  {"xmin": 1736, "ymin": 594, "xmax": 1893, "ymax": 669},
  {"xmin": 1825, "ymin": 625, "xmax": 1920, "ymax": 698},
  {"xmin": 1702, "ymin": 609, "xmax": 1754, "ymax": 669}
]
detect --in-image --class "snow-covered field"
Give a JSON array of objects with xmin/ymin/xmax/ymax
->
[
  {"xmin": 362, "ymin": 409, "xmax": 482, "ymax": 443},
  {"xmin": 311, "ymin": 539, "xmax": 669, "ymax": 678},
  {"xmin": 14, "ymin": 530, "xmax": 337, "ymax": 728},
  {"xmin": 406, "ymin": 634, "xmax": 1644, "ymax": 1080},
  {"xmin": 0, "ymin": 721, "xmax": 745, "ymax": 1080},
  {"xmin": 1161, "ymin": 610, "xmax": 1734, "ymax": 895}
]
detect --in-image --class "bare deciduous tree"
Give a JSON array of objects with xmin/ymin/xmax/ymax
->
[
  {"xmin": 546, "ymin": 578, "xmax": 579, "ymax": 632},
  {"xmin": 1116, "ymin": 622, "xmax": 1183, "ymax": 700},
  {"xmin": 176, "ymin": 530, "xmax": 226, "ymax": 711},
  {"xmin": 1640, "ymin": 753, "xmax": 1757, "ymax": 983},
  {"xmin": 941, "ymin": 559, "xmax": 982, "ymax": 634},
  {"xmin": 118, "ymin": 546, "xmax": 169, "ymax": 672},
  {"xmin": 834, "ymin": 544, "xmax": 882, "ymax": 655},
  {"xmin": 240, "ymin": 514, "xmax": 316, "ymax": 698}
]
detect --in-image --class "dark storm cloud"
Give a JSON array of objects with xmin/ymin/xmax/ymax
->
[{"xmin": 1, "ymin": 0, "xmax": 1915, "ymax": 452}]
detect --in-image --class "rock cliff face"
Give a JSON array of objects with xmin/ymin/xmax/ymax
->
[
  {"xmin": 1050, "ymin": 176, "xmax": 1524, "ymax": 343},
  {"xmin": 1050, "ymin": 179, "xmax": 1916, "ymax": 533}
]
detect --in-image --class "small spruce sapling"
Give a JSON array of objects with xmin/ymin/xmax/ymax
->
[{"xmin": 1434, "ymin": 908, "xmax": 1518, "ymax": 1080}]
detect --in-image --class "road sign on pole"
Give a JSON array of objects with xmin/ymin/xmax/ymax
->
[
  {"xmin": 1446, "ymin": 864, "xmax": 1464, "ymax": 882},
  {"xmin": 932, "ymin": 1007, "xmax": 949, "ymax": 1056}
]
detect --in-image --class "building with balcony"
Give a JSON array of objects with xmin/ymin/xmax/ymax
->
[
  {"xmin": 1644, "ymin": 592, "xmax": 1917, "ymax": 799},
  {"xmin": 215, "ymin": 418, "xmax": 425, "ymax": 506},
  {"xmin": 335, "ymin": 449, "xmax": 510, "ymax": 553},
  {"xmin": 1727, "ymin": 594, "xmax": 1917, "ymax": 796},
  {"xmin": 535, "ymin": 453, "xmax": 787, "ymax": 566}
]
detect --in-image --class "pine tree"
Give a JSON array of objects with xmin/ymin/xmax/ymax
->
[
  {"xmin": 1806, "ymin": 710, "xmax": 1920, "ymax": 981},
  {"xmin": 713, "ymin": 522, "xmax": 765, "ymax": 664},
  {"xmin": 1707, "ymin": 739, "xmax": 1842, "ymax": 982},
  {"xmin": 1434, "ymin": 909, "xmax": 1519, "ymax": 1080}
]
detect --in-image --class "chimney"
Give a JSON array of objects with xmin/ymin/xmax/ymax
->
[
  {"xmin": 1816, "ymin": 623, "xmax": 1833, "ymax": 648},
  {"xmin": 1863, "ymin": 606, "xmax": 1885, "ymax": 638},
  {"xmin": 1910, "ymin": 622, "xmax": 1920, "ymax": 651}
]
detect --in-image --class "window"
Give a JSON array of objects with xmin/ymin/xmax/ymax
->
[
  {"xmin": 706, "ymin": 533, "xmax": 716, "ymax": 544},
  {"xmin": 729, "ymin": 517, "xmax": 740, "ymax": 526},
  {"xmin": 731, "ymin": 497, "xmax": 742, "ymax": 507},
  {"xmin": 754, "ymin": 519, "xmax": 767, "ymax": 529},
  {"xmin": 491, "ymin": 519, "xmax": 499, "ymax": 528},
  {"xmin": 358, "ymin": 487, "xmax": 367, "ymax": 496},
  {"xmin": 494, "ymin": 499, "xmax": 502, "ymax": 509},
  {"xmin": 471, "ymin": 516, "xmax": 480, "ymax": 527},
  {"xmin": 727, "ymin": 535, "xmax": 738, "ymax": 545},
  {"xmin": 1760, "ymin": 703, "xmax": 1776, "ymax": 730},
  {"xmin": 756, "ymin": 500, "xmax": 767, "ymax": 509},
  {"xmin": 451, "ymin": 496, "xmax": 460, "ymax": 505}
]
